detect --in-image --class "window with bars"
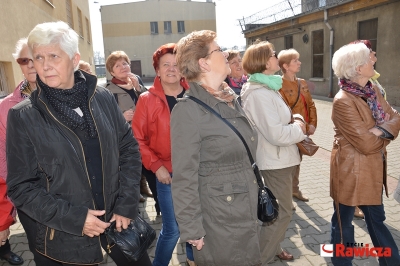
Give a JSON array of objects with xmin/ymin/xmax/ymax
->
[
  {"xmin": 312, "ymin": 30, "xmax": 324, "ymax": 78},
  {"xmin": 86, "ymin": 17, "xmax": 91, "ymax": 43},
  {"xmin": 358, "ymin": 18, "xmax": 378, "ymax": 52},
  {"xmin": 77, "ymin": 8, "xmax": 83, "ymax": 37},
  {"xmin": 284, "ymin": 35, "xmax": 293, "ymax": 49},
  {"xmin": 66, "ymin": 0, "xmax": 73, "ymax": 28},
  {"xmin": 164, "ymin": 21, "xmax": 172, "ymax": 34},
  {"xmin": 150, "ymin": 22, "xmax": 158, "ymax": 34},
  {"xmin": 177, "ymin": 21, "xmax": 185, "ymax": 34}
]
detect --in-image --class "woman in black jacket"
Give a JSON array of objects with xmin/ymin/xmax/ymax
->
[{"xmin": 6, "ymin": 21, "xmax": 152, "ymax": 266}]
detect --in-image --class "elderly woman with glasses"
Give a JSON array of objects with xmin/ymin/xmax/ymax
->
[
  {"xmin": 330, "ymin": 43, "xmax": 400, "ymax": 266},
  {"xmin": 6, "ymin": 21, "xmax": 152, "ymax": 266},
  {"xmin": 224, "ymin": 49, "xmax": 247, "ymax": 97},
  {"xmin": 171, "ymin": 30, "xmax": 262, "ymax": 266},
  {"xmin": 0, "ymin": 37, "xmax": 36, "ymax": 266},
  {"xmin": 240, "ymin": 41, "xmax": 306, "ymax": 264}
]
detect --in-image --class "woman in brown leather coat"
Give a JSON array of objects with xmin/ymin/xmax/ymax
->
[
  {"xmin": 278, "ymin": 49, "xmax": 317, "ymax": 206},
  {"xmin": 330, "ymin": 43, "xmax": 400, "ymax": 266}
]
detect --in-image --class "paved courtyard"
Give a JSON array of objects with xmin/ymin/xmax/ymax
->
[{"xmin": 2, "ymin": 97, "xmax": 400, "ymax": 266}]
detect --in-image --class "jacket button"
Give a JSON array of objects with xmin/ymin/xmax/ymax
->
[
  {"xmin": 254, "ymin": 180, "xmax": 256, "ymax": 184},
  {"xmin": 251, "ymin": 137, "xmax": 255, "ymax": 141},
  {"xmin": 227, "ymin": 196, "xmax": 232, "ymax": 202},
  {"xmin": 92, "ymin": 176, "xmax": 95, "ymax": 179},
  {"xmin": 233, "ymin": 121, "xmax": 236, "ymax": 124}
]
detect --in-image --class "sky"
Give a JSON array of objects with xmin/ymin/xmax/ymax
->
[{"xmin": 89, "ymin": 0, "xmax": 281, "ymax": 56}]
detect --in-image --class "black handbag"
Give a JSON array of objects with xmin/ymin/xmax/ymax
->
[
  {"xmin": 186, "ymin": 95, "xmax": 279, "ymax": 225},
  {"xmin": 104, "ymin": 214, "xmax": 156, "ymax": 262}
]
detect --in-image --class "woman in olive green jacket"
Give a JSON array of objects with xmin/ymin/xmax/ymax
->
[{"xmin": 171, "ymin": 30, "xmax": 261, "ymax": 266}]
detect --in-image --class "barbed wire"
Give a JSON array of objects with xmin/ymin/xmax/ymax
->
[{"xmin": 237, "ymin": 0, "xmax": 352, "ymax": 32}]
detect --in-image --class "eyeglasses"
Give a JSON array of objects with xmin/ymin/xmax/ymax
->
[
  {"xmin": 16, "ymin": 58, "xmax": 33, "ymax": 65},
  {"xmin": 271, "ymin": 51, "xmax": 278, "ymax": 59},
  {"xmin": 206, "ymin": 48, "xmax": 223, "ymax": 57}
]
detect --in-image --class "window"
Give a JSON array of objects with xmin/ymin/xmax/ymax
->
[
  {"xmin": 312, "ymin": 30, "xmax": 324, "ymax": 78},
  {"xmin": 77, "ymin": 8, "xmax": 83, "ymax": 37},
  {"xmin": 85, "ymin": 17, "xmax": 91, "ymax": 43},
  {"xmin": 164, "ymin": 21, "xmax": 172, "ymax": 34},
  {"xmin": 66, "ymin": 0, "xmax": 73, "ymax": 28},
  {"xmin": 0, "ymin": 62, "xmax": 7, "ymax": 95},
  {"xmin": 177, "ymin": 21, "xmax": 185, "ymax": 34},
  {"xmin": 150, "ymin": 22, "xmax": 158, "ymax": 34},
  {"xmin": 284, "ymin": 35, "xmax": 293, "ymax": 49},
  {"xmin": 358, "ymin": 18, "xmax": 378, "ymax": 52}
]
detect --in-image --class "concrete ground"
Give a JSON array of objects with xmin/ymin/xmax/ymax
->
[{"xmin": 2, "ymin": 98, "xmax": 400, "ymax": 266}]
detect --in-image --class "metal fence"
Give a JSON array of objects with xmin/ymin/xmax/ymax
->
[{"xmin": 238, "ymin": 0, "xmax": 353, "ymax": 32}]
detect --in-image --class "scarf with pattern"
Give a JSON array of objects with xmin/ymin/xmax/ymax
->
[
  {"xmin": 227, "ymin": 75, "xmax": 248, "ymax": 89},
  {"xmin": 339, "ymin": 78, "xmax": 385, "ymax": 125},
  {"xmin": 20, "ymin": 79, "xmax": 35, "ymax": 99},
  {"xmin": 199, "ymin": 81, "xmax": 237, "ymax": 108},
  {"xmin": 38, "ymin": 71, "xmax": 98, "ymax": 138}
]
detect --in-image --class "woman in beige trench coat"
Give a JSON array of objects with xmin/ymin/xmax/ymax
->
[{"xmin": 171, "ymin": 30, "xmax": 261, "ymax": 266}]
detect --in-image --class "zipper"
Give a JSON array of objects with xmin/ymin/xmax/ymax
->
[
  {"xmin": 38, "ymin": 164, "xmax": 54, "ymax": 242},
  {"xmin": 38, "ymin": 97, "xmax": 96, "ymax": 206},
  {"xmin": 37, "ymin": 95, "xmax": 96, "ymax": 211},
  {"xmin": 87, "ymin": 93, "xmax": 108, "ymax": 222}
]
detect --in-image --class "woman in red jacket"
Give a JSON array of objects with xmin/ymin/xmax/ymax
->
[{"xmin": 132, "ymin": 43, "xmax": 193, "ymax": 266}]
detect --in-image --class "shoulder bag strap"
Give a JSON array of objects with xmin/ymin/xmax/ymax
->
[
  {"xmin": 185, "ymin": 95, "xmax": 264, "ymax": 188},
  {"xmin": 290, "ymin": 78, "xmax": 301, "ymax": 109}
]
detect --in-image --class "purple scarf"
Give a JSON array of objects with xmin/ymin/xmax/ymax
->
[{"xmin": 339, "ymin": 78, "xmax": 385, "ymax": 125}]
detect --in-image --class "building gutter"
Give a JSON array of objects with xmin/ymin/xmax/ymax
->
[{"xmin": 324, "ymin": 9, "xmax": 334, "ymax": 98}]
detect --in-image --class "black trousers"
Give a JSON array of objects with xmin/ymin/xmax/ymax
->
[
  {"xmin": 0, "ymin": 239, "xmax": 10, "ymax": 256},
  {"xmin": 142, "ymin": 165, "xmax": 160, "ymax": 214},
  {"xmin": 18, "ymin": 210, "xmax": 152, "ymax": 266}
]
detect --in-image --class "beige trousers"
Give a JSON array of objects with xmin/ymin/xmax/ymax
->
[
  {"xmin": 292, "ymin": 164, "xmax": 300, "ymax": 193},
  {"xmin": 259, "ymin": 166, "xmax": 297, "ymax": 265}
]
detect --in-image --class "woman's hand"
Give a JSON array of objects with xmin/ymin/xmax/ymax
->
[
  {"xmin": 110, "ymin": 214, "xmax": 131, "ymax": 232},
  {"xmin": 294, "ymin": 120, "xmax": 306, "ymax": 134},
  {"xmin": 83, "ymin": 210, "xmax": 110, "ymax": 237},
  {"xmin": 155, "ymin": 166, "xmax": 172, "ymax": 185},
  {"xmin": 123, "ymin": 109, "xmax": 134, "ymax": 122},
  {"xmin": 128, "ymin": 73, "xmax": 140, "ymax": 91},
  {"xmin": 369, "ymin": 127, "xmax": 383, "ymax": 137},
  {"xmin": 0, "ymin": 228, "xmax": 10, "ymax": 246},
  {"xmin": 384, "ymin": 113, "xmax": 390, "ymax": 122},
  {"xmin": 188, "ymin": 237, "xmax": 205, "ymax": 251},
  {"xmin": 307, "ymin": 125, "xmax": 316, "ymax": 135}
]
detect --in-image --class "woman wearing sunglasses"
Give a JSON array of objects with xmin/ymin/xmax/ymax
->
[{"xmin": 0, "ymin": 37, "xmax": 37, "ymax": 265}]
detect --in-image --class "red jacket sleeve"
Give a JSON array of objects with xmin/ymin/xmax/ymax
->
[{"xmin": 0, "ymin": 177, "xmax": 14, "ymax": 231}]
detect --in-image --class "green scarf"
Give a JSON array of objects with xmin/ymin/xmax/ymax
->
[{"xmin": 248, "ymin": 73, "xmax": 283, "ymax": 91}]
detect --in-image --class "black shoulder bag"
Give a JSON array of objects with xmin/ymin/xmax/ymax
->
[{"xmin": 186, "ymin": 95, "xmax": 279, "ymax": 225}]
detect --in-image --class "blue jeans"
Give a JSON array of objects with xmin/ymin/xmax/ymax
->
[
  {"xmin": 153, "ymin": 179, "xmax": 194, "ymax": 266},
  {"xmin": 331, "ymin": 202, "xmax": 400, "ymax": 266}
]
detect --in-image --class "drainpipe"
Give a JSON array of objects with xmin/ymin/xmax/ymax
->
[{"xmin": 324, "ymin": 10, "xmax": 334, "ymax": 98}]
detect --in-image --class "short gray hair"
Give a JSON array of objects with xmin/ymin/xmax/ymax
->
[
  {"xmin": 332, "ymin": 43, "xmax": 370, "ymax": 80},
  {"xmin": 12, "ymin": 38, "xmax": 28, "ymax": 59},
  {"xmin": 27, "ymin": 21, "xmax": 79, "ymax": 59}
]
